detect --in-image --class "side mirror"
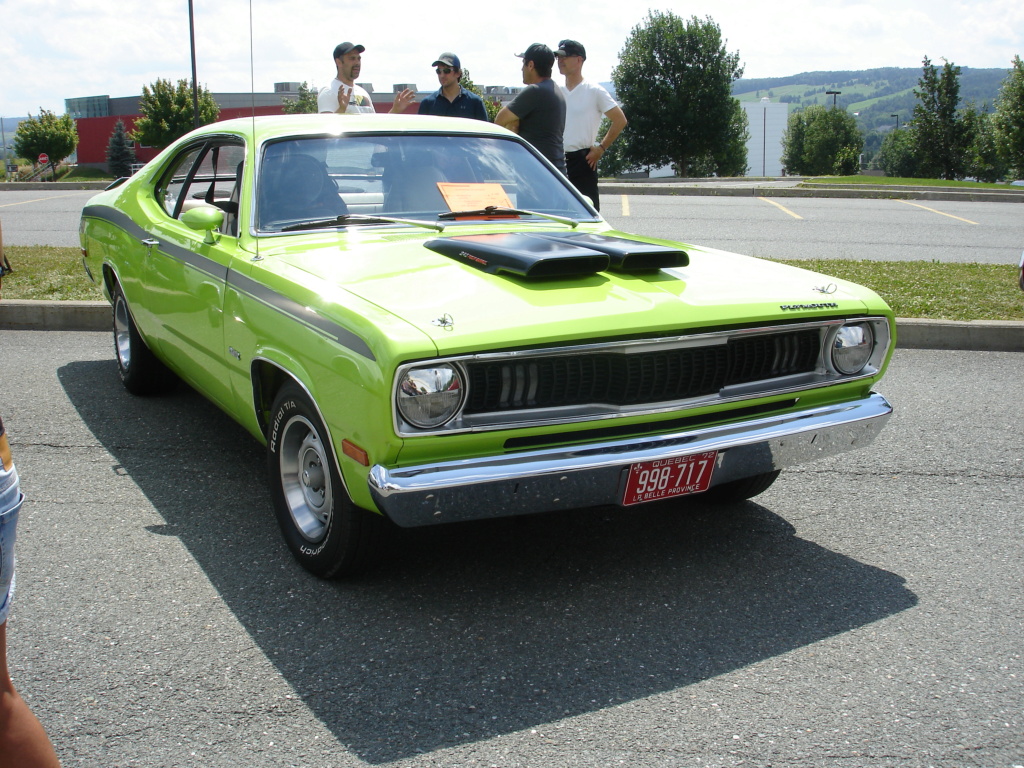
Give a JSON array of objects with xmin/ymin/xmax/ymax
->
[{"xmin": 180, "ymin": 206, "xmax": 225, "ymax": 244}]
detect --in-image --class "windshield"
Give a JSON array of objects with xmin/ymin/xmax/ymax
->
[{"xmin": 256, "ymin": 134, "xmax": 595, "ymax": 232}]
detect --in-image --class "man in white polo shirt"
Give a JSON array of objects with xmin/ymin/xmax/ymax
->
[
  {"xmin": 318, "ymin": 41, "xmax": 415, "ymax": 115},
  {"xmin": 555, "ymin": 39, "xmax": 627, "ymax": 211}
]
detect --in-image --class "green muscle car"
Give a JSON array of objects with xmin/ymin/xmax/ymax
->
[{"xmin": 80, "ymin": 114, "xmax": 895, "ymax": 577}]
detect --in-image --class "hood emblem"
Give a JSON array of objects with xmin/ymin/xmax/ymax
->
[
  {"xmin": 780, "ymin": 302, "xmax": 839, "ymax": 311},
  {"xmin": 813, "ymin": 283, "xmax": 838, "ymax": 294},
  {"xmin": 431, "ymin": 313, "xmax": 454, "ymax": 330}
]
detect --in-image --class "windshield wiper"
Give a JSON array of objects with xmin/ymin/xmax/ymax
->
[
  {"xmin": 279, "ymin": 214, "xmax": 445, "ymax": 233},
  {"xmin": 437, "ymin": 206, "xmax": 579, "ymax": 228}
]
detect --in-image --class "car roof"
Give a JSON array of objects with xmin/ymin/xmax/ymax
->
[{"xmin": 206, "ymin": 113, "xmax": 513, "ymax": 142}]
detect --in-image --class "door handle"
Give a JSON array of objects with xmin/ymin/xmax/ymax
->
[{"xmin": 140, "ymin": 238, "xmax": 158, "ymax": 257}]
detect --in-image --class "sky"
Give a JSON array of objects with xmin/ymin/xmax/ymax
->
[{"xmin": 1, "ymin": 0, "xmax": 1022, "ymax": 118}]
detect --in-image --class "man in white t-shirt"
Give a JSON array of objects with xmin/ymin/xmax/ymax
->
[
  {"xmin": 555, "ymin": 39, "xmax": 627, "ymax": 211},
  {"xmin": 317, "ymin": 42, "xmax": 415, "ymax": 115}
]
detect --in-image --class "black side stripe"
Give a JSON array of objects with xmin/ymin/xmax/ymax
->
[
  {"xmin": 227, "ymin": 270, "xmax": 376, "ymax": 360},
  {"xmin": 82, "ymin": 205, "xmax": 376, "ymax": 360}
]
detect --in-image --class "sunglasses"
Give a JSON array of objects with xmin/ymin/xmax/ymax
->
[{"xmin": 435, "ymin": 67, "xmax": 454, "ymax": 75}]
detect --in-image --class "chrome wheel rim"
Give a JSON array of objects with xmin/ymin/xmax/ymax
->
[
  {"xmin": 278, "ymin": 415, "xmax": 332, "ymax": 542},
  {"xmin": 114, "ymin": 296, "xmax": 132, "ymax": 372}
]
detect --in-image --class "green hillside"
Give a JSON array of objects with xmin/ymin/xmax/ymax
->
[{"xmin": 733, "ymin": 66, "xmax": 1010, "ymax": 132}]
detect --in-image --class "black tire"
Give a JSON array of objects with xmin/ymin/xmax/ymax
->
[
  {"xmin": 111, "ymin": 280, "xmax": 174, "ymax": 395},
  {"xmin": 702, "ymin": 470, "xmax": 781, "ymax": 503},
  {"xmin": 267, "ymin": 384, "xmax": 386, "ymax": 578}
]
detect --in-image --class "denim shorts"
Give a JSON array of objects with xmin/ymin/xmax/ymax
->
[{"xmin": 0, "ymin": 463, "xmax": 20, "ymax": 626}]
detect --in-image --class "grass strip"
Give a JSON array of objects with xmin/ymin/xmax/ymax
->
[
  {"xmin": 803, "ymin": 175, "xmax": 1022, "ymax": 190},
  {"xmin": 1, "ymin": 245, "xmax": 1020, "ymax": 321},
  {"xmin": 1, "ymin": 245, "xmax": 104, "ymax": 301},
  {"xmin": 772, "ymin": 258, "xmax": 1022, "ymax": 321}
]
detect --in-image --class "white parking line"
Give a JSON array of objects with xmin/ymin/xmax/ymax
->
[{"xmin": 620, "ymin": 194, "xmax": 630, "ymax": 217}]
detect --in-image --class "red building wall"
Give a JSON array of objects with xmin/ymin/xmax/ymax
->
[{"xmin": 75, "ymin": 101, "xmax": 404, "ymax": 169}]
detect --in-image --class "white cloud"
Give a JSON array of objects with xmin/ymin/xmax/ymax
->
[{"xmin": 1, "ymin": 0, "xmax": 1020, "ymax": 117}]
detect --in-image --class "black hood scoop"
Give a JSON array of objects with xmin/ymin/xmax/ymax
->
[{"xmin": 424, "ymin": 232, "xmax": 688, "ymax": 279}]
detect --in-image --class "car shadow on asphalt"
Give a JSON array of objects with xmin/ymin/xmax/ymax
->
[{"xmin": 59, "ymin": 359, "xmax": 918, "ymax": 765}]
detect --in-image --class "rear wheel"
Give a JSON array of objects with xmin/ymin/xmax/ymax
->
[
  {"xmin": 267, "ymin": 385, "xmax": 385, "ymax": 577},
  {"xmin": 111, "ymin": 280, "xmax": 174, "ymax": 395}
]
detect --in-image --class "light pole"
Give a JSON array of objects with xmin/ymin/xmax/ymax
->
[
  {"xmin": 825, "ymin": 90, "xmax": 841, "ymax": 108},
  {"xmin": 891, "ymin": 113, "xmax": 900, "ymax": 130},
  {"xmin": 188, "ymin": 0, "xmax": 200, "ymax": 129}
]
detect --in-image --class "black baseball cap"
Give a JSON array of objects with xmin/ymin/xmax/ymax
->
[
  {"xmin": 333, "ymin": 42, "xmax": 365, "ymax": 59},
  {"xmin": 516, "ymin": 43, "xmax": 554, "ymax": 70},
  {"xmin": 555, "ymin": 39, "xmax": 586, "ymax": 59},
  {"xmin": 432, "ymin": 52, "xmax": 462, "ymax": 69}
]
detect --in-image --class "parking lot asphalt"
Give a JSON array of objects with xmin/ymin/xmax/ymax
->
[{"xmin": 2, "ymin": 179, "xmax": 1022, "ymax": 351}]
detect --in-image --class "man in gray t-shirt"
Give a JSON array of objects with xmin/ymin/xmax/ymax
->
[{"xmin": 496, "ymin": 43, "xmax": 566, "ymax": 174}]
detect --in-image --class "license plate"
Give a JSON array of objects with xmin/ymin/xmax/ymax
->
[{"xmin": 622, "ymin": 451, "xmax": 718, "ymax": 506}]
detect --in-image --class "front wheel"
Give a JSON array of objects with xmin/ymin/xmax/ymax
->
[{"xmin": 267, "ymin": 385, "xmax": 385, "ymax": 578}]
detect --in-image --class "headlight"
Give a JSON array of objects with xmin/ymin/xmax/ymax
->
[
  {"xmin": 831, "ymin": 322, "xmax": 875, "ymax": 375},
  {"xmin": 396, "ymin": 364, "xmax": 464, "ymax": 428}
]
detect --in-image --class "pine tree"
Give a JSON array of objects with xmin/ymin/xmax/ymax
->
[
  {"xmin": 912, "ymin": 57, "xmax": 970, "ymax": 180},
  {"xmin": 106, "ymin": 120, "xmax": 137, "ymax": 178}
]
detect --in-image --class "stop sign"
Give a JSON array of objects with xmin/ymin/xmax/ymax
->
[{"xmin": 38, "ymin": 153, "xmax": 49, "ymax": 164}]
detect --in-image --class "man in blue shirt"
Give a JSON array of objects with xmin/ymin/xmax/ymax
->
[{"xmin": 417, "ymin": 53, "xmax": 489, "ymax": 121}]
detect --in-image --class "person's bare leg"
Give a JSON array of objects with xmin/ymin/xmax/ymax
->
[{"xmin": 0, "ymin": 621, "xmax": 60, "ymax": 768}]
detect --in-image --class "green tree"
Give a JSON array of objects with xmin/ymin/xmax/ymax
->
[
  {"xmin": 781, "ymin": 109, "xmax": 807, "ymax": 174},
  {"xmin": 912, "ymin": 57, "xmax": 970, "ymax": 179},
  {"xmin": 459, "ymin": 68, "xmax": 500, "ymax": 122},
  {"xmin": 596, "ymin": 118, "xmax": 639, "ymax": 177},
  {"xmin": 993, "ymin": 55, "xmax": 1024, "ymax": 179},
  {"xmin": 781, "ymin": 105, "xmax": 863, "ymax": 175},
  {"xmin": 12, "ymin": 109, "xmax": 78, "ymax": 180},
  {"xmin": 876, "ymin": 127, "xmax": 920, "ymax": 177},
  {"xmin": 105, "ymin": 119, "xmax": 137, "ymax": 178},
  {"xmin": 964, "ymin": 108, "xmax": 1007, "ymax": 183},
  {"xmin": 281, "ymin": 82, "xmax": 319, "ymax": 114},
  {"xmin": 713, "ymin": 99, "xmax": 750, "ymax": 176},
  {"xmin": 131, "ymin": 78, "xmax": 219, "ymax": 149},
  {"xmin": 686, "ymin": 100, "xmax": 749, "ymax": 177},
  {"xmin": 612, "ymin": 11, "xmax": 744, "ymax": 177}
]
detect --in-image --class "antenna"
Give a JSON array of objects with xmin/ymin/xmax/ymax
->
[{"xmin": 248, "ymin": 0, "xmax": 259, "ymax": 261}]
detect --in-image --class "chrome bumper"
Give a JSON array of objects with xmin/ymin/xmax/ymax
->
[{"xmin": 368, "ymin": 393, "xmax": 892, "ymax": 527}]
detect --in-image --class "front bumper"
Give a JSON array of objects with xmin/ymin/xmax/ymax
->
[{"xmin": 368, "ymin": 393, "xmax": 892, "ymax": 527}]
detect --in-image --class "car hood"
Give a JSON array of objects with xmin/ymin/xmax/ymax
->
[{"xmin": 258, "ymin": 227, "xmax": 882, "ymax": 356}]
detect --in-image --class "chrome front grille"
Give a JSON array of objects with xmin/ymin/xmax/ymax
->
[{"xmin": 464, "ymin": 329, "xmax": 821, "ymax": 413}]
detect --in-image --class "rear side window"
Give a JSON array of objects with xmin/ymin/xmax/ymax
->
[{"xmin": 155, "ymin": 140, "xmax": 246, "ymax": 233}]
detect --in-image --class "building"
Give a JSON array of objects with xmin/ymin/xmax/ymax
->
[
  {"xmin": 741, "ymin": 98, "xmax": 789, "ymax": 177},
  {"xmin": 68, "ymin": 84, "xmax": 308, "ymax": 169}
]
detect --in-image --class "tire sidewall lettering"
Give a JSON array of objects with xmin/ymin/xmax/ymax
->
[{"xmin": 269, "ymin": 398, "xmax": 298, "ymax": 454}]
